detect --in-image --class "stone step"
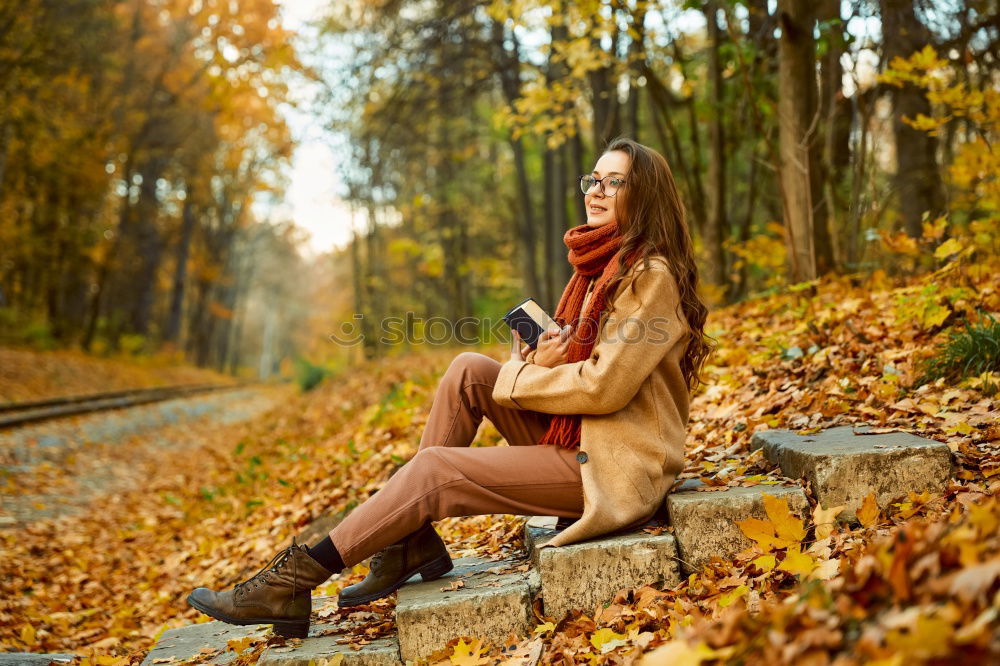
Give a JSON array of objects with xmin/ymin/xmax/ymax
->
[
  {"xmin": 524, "ymin": 524, "xmax": 680, "ymax": 620},
  {"xmin": 141, "ymin": 598, "xmax": 402, "ymax": 666},
  {"xmin": 0, "ymin": 655, "xmax": 75, "ymax": 665},
  {"xmin": 141, "ymin": 620, "xmax": 271, "ymax": 665},
  {"xmin": 395, "ymin": 556, "xmax": 537, "ymax": 662},
  {"xmin": 665, "ymin": 483, "xmax": 810, "ymax": 574},
  {"xmin": 258, "ymin": 634, "xmax": 400, "ymax": 666},
  {"xmin": 750, "ymin": 425, "xmax": 953, "ymax": 519}
]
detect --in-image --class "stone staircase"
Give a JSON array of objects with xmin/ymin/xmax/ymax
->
[{"xmin": 135, "ymin": 425, "xmax": 952, "ymax": 665}]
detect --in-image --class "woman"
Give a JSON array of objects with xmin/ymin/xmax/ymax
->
[{"xmin": 186, "ymin": 137, "xmax": 712, "ymax": 638}]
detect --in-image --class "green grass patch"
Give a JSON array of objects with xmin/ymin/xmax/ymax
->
[{"xmin": 918, "ymin": 310, "xmax": 1000, "ymax": 392}]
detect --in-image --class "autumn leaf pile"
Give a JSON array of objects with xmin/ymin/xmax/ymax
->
[
  {"xmin": 0, "ymin": 347, "xmax": 232, "ymax": 403},
  {"xmin": 1, "ymin": 346, "xmax": 523, "ymax": 661},
  {"xmin": 2, "ymin": 253, "xmax": 999, "ymax": 664}
]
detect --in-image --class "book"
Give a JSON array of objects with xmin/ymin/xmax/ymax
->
[{"xmin": 502, "ymin": 297, "xmax": 560, "ymax": 350}]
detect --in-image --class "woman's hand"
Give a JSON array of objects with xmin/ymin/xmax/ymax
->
[
  {"xmin": 510, "ymin": 330, "xmax": 526, "ymax": 361},
  {"xmin": 533, "ymin": 324, "xmax": 573, "ymax": 368}
]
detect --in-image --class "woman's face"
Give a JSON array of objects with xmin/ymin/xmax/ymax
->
[{"xmin": 585, "ymin": 150, "xmax": 630, "ymax": 227}]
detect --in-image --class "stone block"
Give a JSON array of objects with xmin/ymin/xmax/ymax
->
[
  {"xmin": 751, "ymin": 425, "xmax": 953, "ymax": 519},
  {"xmin": 140, "ymin": 621, "xmax": 270, "ymax": 665},
  {"xmin": 526, "ymin": 526, "xmax": 681, "ymax": 620},
  {"xmin": 0, "ymin": 655, "xmax": 75, "ymax": 666},
  {"xmin": 666, "ymin": 485, "xmax": 809, "ymax": 574},
  {"xmin": 258, "ymin": 635, "xmax": 400, "ymax": 666},
  {"xmin": 395, "ymin": 557, "xmax": 534, "ymax": 661}
]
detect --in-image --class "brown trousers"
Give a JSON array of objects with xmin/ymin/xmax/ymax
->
[{"xmin": 329, "ymin": 352, "xmax": 584, "ymax": 567}]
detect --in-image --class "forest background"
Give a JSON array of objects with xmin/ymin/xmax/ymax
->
[
  {"xmin": 2, "ymin": 0, "xmax": 997, "ymax": 378},
  {"xmin": 2, "ymin": 1, "xmax": 1000, "ymax": 663}
]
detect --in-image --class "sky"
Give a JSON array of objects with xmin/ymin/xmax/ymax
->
[{"xmin": 269, "ymin": 0, "xmax": 356, "ymax": 259}]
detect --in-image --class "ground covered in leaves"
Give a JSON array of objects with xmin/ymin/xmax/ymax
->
[
  {"xmin": 1, "ymin": 256, "xmax": 998, "ymax": 664},
  {"xmin": 0, "ymin": 347, "xmax": 233, "ymax": 403}
]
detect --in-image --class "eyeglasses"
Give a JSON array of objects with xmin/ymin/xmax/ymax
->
[{"xmin": 579, "ymin": 174, "xmax": 626, "ymax": 197}]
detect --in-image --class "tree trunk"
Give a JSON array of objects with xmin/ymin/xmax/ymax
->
[
  {"xmin": 703, "ymin": 2, "xmax": 729, "ymax": 295},
  {"xmin": 164, "ymin": 190, "xmax": 196, "ymax": 343},
  {"xmin": 777, "ymin": 0, "xmax": 827, "ymax": 281},
  {"xmin": 818, "ymin": 0, "xmax": 851, "ymax": 268},
  {"xmin": 588, "ymin": 14, "xmax": 620, "ymax": 151},
  {"xmin": 491, "ymin": 20, "xmax": 542, "ymax": 302},
  {"xmin": 362, "ymin": 199, "xmax": 381, "ymax": 360},
  {"xmin": 129, "ymin": 156, "xmax": 167, "ymax": 337},
  {"xmin": 571, "ymin": 127, "xmax": 588, "ymax": 223},
  {"xmin": 349, "ymin": 206, "xmax": 364, "ymax": 362},
  {"xmin": 510, "ymin": 135, "xmax": 542, "ymax": 300},
  {"xmin": 643, "ymin": 62, "xmax": 706, "ymax": 234},
  {"xmin": 880, "ymin": 0, "xmax": 945, "ymax": 238},
  {"xmin": 624, "ymin": 4, "xmax": 647, "ymax": 141},
  {"xmin": 543, "ymin": 14, "xmax": 570, "ymax": 309}
]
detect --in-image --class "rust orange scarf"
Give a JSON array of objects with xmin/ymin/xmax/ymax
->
[{"xmin": 538, "ymin": 220, "xmax": 638, "ymax": 449}]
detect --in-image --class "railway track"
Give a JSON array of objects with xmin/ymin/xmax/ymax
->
[{"xmin": 0, "ymin": 383, "xmax": 246, "ymax": 430}]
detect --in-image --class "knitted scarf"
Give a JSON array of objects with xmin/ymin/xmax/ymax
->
[{"xmin": 538, "ymin": 219, "xmax": 637, "ymax": 449}]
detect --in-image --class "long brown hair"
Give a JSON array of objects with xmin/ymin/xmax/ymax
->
[{"xmin": 598, "ymin": 136, "xmax": 715, "ymax": 394}]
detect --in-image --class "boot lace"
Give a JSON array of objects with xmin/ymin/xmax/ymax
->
[{"xmin": 234, "ymin": 536, "xmax": 301, "ymax": 598}]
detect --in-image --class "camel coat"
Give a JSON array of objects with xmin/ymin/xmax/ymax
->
[{"xmin": 492, "ymin": 255, "xmax": 691, "ymax": 549}]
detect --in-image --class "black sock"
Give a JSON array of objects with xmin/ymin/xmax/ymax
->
[{"xmin": 307, "ymin": 537, "xmax": 345, "ymax": 574}]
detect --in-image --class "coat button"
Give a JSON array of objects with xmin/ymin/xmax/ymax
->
[{"xmin": 575, "ymin": 451, "xmax": 588, "ymax": 464}]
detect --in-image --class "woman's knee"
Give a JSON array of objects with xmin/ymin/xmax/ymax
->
[
  {"xmin": 444, "ymin": 351, "xmax": 498, "ymax": 385},
  {"xmin": 403, "ymin": 447, "xmax": 467, "ymax": 494}
]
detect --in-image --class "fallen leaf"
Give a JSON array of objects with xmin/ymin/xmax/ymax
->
[
  {"xmin": 751, "ymin": 554, "xmax": 776, "ymax": 572},
  {"xmin": 762, "ymin": 493, "xmax": 806, "ymax": 543},
  {"xmin": 450, "ymin": 638, "xmax": 489, "ymax": 666},
  {"xmin": 808, "ymin": 557, "xmax": 841, "ymax": 581},
  {"xmin": 637, "ymin": 640, "xmax": 727, "ymax": 666},
  {"xmin": 812, "ymin": 502, "xmax": 846, "ymax": 540},
  {"xmin": 590, "ymin": 627, "xmax": 628, "ymax": 653},
  {"xmin": 718, "ymin": 584, "xmax": 749, "ymax": 608},
  {"xmin": 858, "ymin": 492, "xmax": 880, "ymax": 527},
  {"xmin": 948, "ymin": 558, "xmax": 1000, "ymax": 602},
  {"xmin": 226, "ymin": 636, "xmax": 255, "ymax": 653},
  {"xmin": 736, "ymin": 518, "xmax": 780, "ymax": 551},
  {"xmin": 532, "ymin": 622, "xmax": 555, "ymax": 635},
  {"xmin": 777, "ymin": 546, "xmax": 816, "ymax": 576}
]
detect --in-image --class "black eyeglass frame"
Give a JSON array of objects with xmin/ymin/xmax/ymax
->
[{"xmin": 579, "ymin": 174, "xmax": 627, "ymax": 197}]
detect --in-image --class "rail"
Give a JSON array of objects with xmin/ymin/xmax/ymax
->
[{"xmin": 0, "ymin": 383, "xmax": 247, "ymax": 430}]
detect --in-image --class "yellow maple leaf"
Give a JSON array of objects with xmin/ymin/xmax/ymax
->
[
  {"xmin": 718, "ymin": 584, "xmax": 749, "ymax": 608},
  {"xmin": 450, "ymin": 638, "xmax": 489, "ymax": 666},
  {"xmin": 858, "ymin": 492, "xmax": 881, "ymax": 527},
  {"xmin": 590, "ymin": 627, "xmax": 627, "ymax": 653},
  {"xmin": 736, "ymin": 517, "xmax": 779, "ymax": 551},
  {"xmin": 885, "ymin": 614, "xmax": 953, "ymax": 659},
  {"xmin": 812, "ymin": 502, "xmax": 846, "ymax": 540},
  {"xmin": 637, "ymin": 640, "xmax": 727, "ymax": 666},
  {"xmin": 934, "ymin": 237, "xmax": 965, "ymax": 260},
  {"xmin": 946, "ymin": 421, "xmax": 974, "ymax": 435},
  {"xmin": 19, "ymin": 624, "xmax": 36, "ymax": 647},
  {"xmin": 226, "ymin": 637, "xmax": 254, "ymax": 654},
  {"xmin": 751, "ymin": 554, "xmax": 776, "ymax": 572},
  {"xmin": 967, "ymin": 501, "xmax": 999, "ymax": 536},
  {"xmin": 762, "ymin": 493, "xmax": 806, "ymax": 543},
  {"xmin": 533, "ymin": 621, "xmax": 555, "ymax": 635},
  {"xmin": 777, "ymin": 545, "xmax": 816, "ymax": 576},
  {"xmin": 313, "ymin": 656, "xmax": 344, "ymax": 666}
]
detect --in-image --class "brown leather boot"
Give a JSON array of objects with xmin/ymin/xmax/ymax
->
[
  {"xmin": 187, "ymin": 539, "xmax": 333, "ymax": 638},
  {"xmin": 337, "ymin": 521, "xmax": 452, "ymax": 606}
]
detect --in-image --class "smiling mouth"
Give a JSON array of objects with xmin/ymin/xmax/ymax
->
[{"xmin": 589, "ymin": 205, "xmax": 607, "ymax": 213}]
